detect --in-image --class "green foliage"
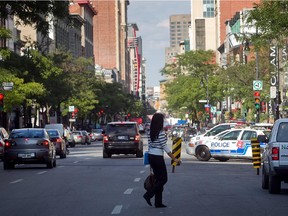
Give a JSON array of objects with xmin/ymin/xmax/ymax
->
[
  {"xmin": 0, "ymin": 1, "xmax": 70, "ymax": 36},
  {"xmin": 248, "ymin": 1, "xmax": 288, "ymax": 46}
]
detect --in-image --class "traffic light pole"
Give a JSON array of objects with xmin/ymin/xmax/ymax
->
[{"xmin": 255, "ymin": 25, "xmax": 260, "ymax": 123}]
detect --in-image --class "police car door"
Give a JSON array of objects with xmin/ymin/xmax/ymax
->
[
  {"xmin": 210, "ymin": 130, "xmax": 241, "ymax": 157},
  {"xmin": 238, "ymin": 130, "xmax": 258, "ymax": 158}
]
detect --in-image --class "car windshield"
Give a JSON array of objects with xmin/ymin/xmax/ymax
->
[
  {"xmin": 47, "ymin": 130, "xmax": 60, "ymax": 137},
  {"xmin": 106, "ymin": 124, "xmax": 136, "ymax": 133},
  {"xmin": 10, "ymin": 130, "xmax": 44, "ymax": 139}
]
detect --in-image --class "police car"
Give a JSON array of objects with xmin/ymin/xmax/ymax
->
[
  {"xmin": 186, "ymin": 128, "xmax": 266, "ymax": 161},
  {"xmin": 190, "ymin": 123, "xmax": 237, "ymax": 143}
]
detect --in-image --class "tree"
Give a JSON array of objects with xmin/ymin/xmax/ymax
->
[
  {"xmin": 161, "ymin": 50, "xmax": 221, "ymax": 121},
  {"xmin": 248, "ymin": 1, "xmax": 288, "ymax": 45},
  {"xmin": 0, "ymin": 1, "xmax": 70, "ymax": 36}
]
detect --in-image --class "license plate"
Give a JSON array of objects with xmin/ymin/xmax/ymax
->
[
  {"xmin": 18, "ymin": 153, "xmax": 35, "ymax": 158},
  {"xmin": 118, "ymin": 136, "xmax": 126, "ymax": 140}
]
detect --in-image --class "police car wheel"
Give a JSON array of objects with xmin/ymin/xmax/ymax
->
[{"xmin": 196, "ymin": 146, "xmax": 211, "ymax": 161}]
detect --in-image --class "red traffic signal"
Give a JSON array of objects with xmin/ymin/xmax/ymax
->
[{"xmin": 0, "ymin": 93, "xmax": 4, "ymax": 111}]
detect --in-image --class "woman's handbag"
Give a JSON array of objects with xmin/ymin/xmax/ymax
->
[
  {"xmin": 144, "ymin": 171, "xmax": 155, "ymax": 191},
  {"xmin": 143, "ymin": 151, "xmax": 149, "ymax": 165}
]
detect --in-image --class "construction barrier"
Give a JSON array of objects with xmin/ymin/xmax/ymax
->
[
  {"xmin": 251, "ymin": 138, "xmax": 261, "ymax": 175},
  {"xmin": 171, "ymin": 137, "xmax": 182, "ymax": 173}
]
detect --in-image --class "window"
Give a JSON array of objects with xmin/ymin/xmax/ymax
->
[
  {"xmin": 241, "ymin": 131, "xmax": 257, "ymax": 140},
  {"xmin": 277, "ymin": 122, "xmax": 288, "ymax": 142},
  {"xmin": 222, "ymin": 130, "xmax": 241, "ymax": 140}
]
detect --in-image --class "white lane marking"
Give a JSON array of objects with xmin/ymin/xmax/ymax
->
[
  {"xmin": 37, "ymin": 171, "xmax": 47, "ymax": 175},
  {"xmin": 10, "ymin": 179, "xmax": 23, "ymax": 184},
  {"xmin": 124, "ymin": 188, "xmax": 133, "ymax": 194},
  {"xmin": 140, "ymin": 170, "xmax": 145, "ymax": 174},
  {"xmin": 134, "ymin": 178, "xmax": 141, "ymax": 182},
  {"xmin": 73, "ymin": 161, "xmax": 79, "ymax": 164},
  {"xmin": 111, "ymin": 205, "xmax": 122, "ymax": 214}
]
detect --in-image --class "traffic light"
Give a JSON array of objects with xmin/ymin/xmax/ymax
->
[
  {"xmin": 254, "ymin": 91, "xmax": 260, "ymax": 110},
  {"xmin": 0, "ymin": 93, "xmax": 4, "ymax": 111}
]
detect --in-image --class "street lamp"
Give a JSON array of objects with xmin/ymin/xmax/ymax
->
[{"xmin": 200, "ymin": 74, "xmax": 210, "ymax": 124}]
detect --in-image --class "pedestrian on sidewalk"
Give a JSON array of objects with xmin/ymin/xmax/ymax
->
[{"xmin": 143, "ymin": 112, "xmax": 181, "ymax": 208}]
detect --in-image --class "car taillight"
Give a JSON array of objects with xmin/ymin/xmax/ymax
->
[
  {"xmin": 4, "ymin": 141, "xmax": 11, "ymax": 148},
  {"xmin": 103, "ymin": 135, "xmax": 109, "ymax": 143},
  {"xmin": 271, "ymin": 147, "xmax": 279, "ymax": 160},
  {"xmin": 56, "ymin": 138, "xmax": 62, "ymax": 142},
  {"xmin": 77, "ymin": 136, "xmax": 82, "ymax": 139},
  {"xmin": 42, "ymin": 140, "xmax": 50, "ymax": 146},
  {"xmin": 135, "ymin": 134, "xmax": 140, "ymax": 142}
]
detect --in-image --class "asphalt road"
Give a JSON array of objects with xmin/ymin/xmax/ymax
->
[{"xmin": 0, "ymin": 137, "xmax": 288, "ymax": 216}]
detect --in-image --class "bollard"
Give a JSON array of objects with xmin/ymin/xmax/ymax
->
[
  {"xmin": 251, "ymin": 138, "xmax": 261, "ymax": 175},
  {"xmin": 171, "ymin": 136, "xmax": 182, "ymax": 173}
]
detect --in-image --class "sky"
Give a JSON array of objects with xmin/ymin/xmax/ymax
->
[{"xmin": 127, "ymin": 0, "xmax": 191, "ymax": 87}]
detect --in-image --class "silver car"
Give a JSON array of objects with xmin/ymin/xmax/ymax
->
[{"xmin": 72, "ymin": 131, "xmax": 86, "ymax": 145}]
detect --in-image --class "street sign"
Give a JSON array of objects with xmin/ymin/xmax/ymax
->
[
  {"xmin": 199, "ymin": 100, "xmax": 207, "ymax": 103},
  {"xmin": 2, "ymin": 82, "xmax": 14, "ymax": 91},
  {"xmin": 253, "ymin": 80, "xmax": 263, "ymax": 91},
  {"xmin": 69, "ymin": 106, "xmax": 75, "ymax": 112},
  {"xmin": 270, "ymin": 86, "xmax": 276, "ymax": 98}
]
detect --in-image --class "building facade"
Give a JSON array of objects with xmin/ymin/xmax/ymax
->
[{"xmin": 92, "ymin": 0, "xmax": 130, "ymax": 92}]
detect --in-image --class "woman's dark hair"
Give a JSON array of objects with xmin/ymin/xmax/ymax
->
[{"xmin": 150, "ymin": 113, "xmax": 164, "ymax": 141}]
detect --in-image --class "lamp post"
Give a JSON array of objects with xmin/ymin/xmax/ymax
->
[{"xmin": 201, "ymin": 73, "xmax": 210, "ymax": 124}]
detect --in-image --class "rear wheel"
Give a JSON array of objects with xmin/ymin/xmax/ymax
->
[
  {"xmin": 53, "ymin": 158, "xmax": 57, "ymax": 167},
  {"xmin": 3, "ymin": 161, "xmax": 14, "ymax": 170},
  {"xmin": 103, "ymin": 150, "xmax": 111, "ymax": 158},
  {"xmin": 136, "ymin": 150, "xmax": 143, "ymax": 158},
  {"xmin": 60, "ymin": 148, "xmax": 67, "ymax": 159},
  {"xmin": 269, "ymin": 174, "xmax": 281, "ymax": 194},
  {"xmin": 47, "ymin": 159, "xmax": 53, "ymax": 168},
  {"xmin": 262, "ymin": 166, "xmax": 269, "ymax": 189},
  {"xmin": 196, "ymin": 146, "xmax": 211, "ymax": 161}
]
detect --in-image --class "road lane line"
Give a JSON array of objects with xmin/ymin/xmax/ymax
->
[
  {"xmin": 73, "ymin": 161, "xmax": 79, "ymax": 164},
  {"xmin": 134, "ymin": 178, "xmax": 140, "ymax": 182},
  {"xmin": 10, "ymin": 179, "xmax": 23, "ymax": 184},
  {"xmin": 37, "ymin": 171, "xmax": 47, "ymax": 175},
  {"xmin": 111, "ymin": 205, "xmax": 122, "ymax": 214},
  {"xmin": 140, "ymin": 170, "xmax": 145, "ymax": 174},
  {"xmin": 124, "ymin": 188, "xmax": 133, "ymax": 194}
]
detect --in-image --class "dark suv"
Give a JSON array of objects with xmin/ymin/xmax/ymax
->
[{"xmin": 102, "ymin": 122, "xmax": 143, "ymax": 158}]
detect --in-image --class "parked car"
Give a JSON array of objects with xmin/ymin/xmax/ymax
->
[
  {"xmin": 72, "ymin": 131, "xmax": 86, "ymax": 145},
  {"xmin": 3, "ymin": 128, "xmax": 56, "ymax": 169},
  {"xmin": 0, "ymin": 127, "xmax": 9, "ymax": 139},
  {"xmin": 81, "ymin": 130, "xmax": 91, "ymax": 145},
  {"xmin": 0, "ymin": 136, "xmax": 4, "ymax": 160},
  {"xmin": 102, "ymin": 121, "xmax": 143, "ymax": 158},
  {"xmin": 90, "ymin": 128, "xmax": 104, "ymax": 141},
  {"xmin": 186, "ymin": 128, "xmax": 266, "ymax": 161},
  {"xmin": 45, "ymin": 124, "xmax": 76, "ymax": 147},
  {"xmin": 46, "ymin": 129, "xmax": 67, "ymax": 158}
]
